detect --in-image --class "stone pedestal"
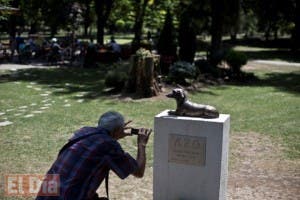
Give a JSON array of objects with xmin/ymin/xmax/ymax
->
[{"xmin": 153, "ymin": 110, "xmax": 230, "ymax": 200}]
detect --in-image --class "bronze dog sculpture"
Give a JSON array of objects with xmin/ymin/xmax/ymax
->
[{"xmin": 166, "ymin": 88, "xmax": 219, "ymax": 118}]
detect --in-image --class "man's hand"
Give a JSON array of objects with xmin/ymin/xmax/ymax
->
[
  {"xmin": 137, "ymin": 128, "xmax": 152, "ymax": 147},
  {"xmin": 122, "ymin": 120, "xmax": 133, "ymax": 136},
  {"xmin": 133, "ymin": 128, "xmax": 152, "ymax": 178}
]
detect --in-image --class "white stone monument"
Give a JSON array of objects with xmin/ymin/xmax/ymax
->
[{"xmin": 154, "ymin": 110, "xmax": 230, "ymax": 200}]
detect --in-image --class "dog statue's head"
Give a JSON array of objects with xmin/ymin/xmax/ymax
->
[{"xmin": 166, "ymin": 88, "xmax": 187, "ymax": 101}]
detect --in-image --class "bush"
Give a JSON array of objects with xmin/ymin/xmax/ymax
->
[
  {"xmin": 105, "ymin": 70, "xmax": 128, "ymax": 90},
  {"xmin": 195, "ymin": 59, "xmax": 220, "ymax": 77},
  {"xmin": 115, "ymin": 19, "xmax": 125, "ymax": 31},
  {"xmin": 168, "ymin": 61, "xmax": 198, "ymax": 85},
  {"xmin": 157, "ymin": 9, "xmax": 177, "ymax": 76},
  {"xmin": 225, "ymin": 50, "xmax": 248, "ymax": 73},
  {"xmin": 135, "ymin": 48, "xmax": 152, "ymax": 58},
  {"xmin": 157, "ymin": 10, "xmax": 177, "ymax": 56}
]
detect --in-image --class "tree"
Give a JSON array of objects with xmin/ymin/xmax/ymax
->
[
  {"xmin": 177, "ymin": 0, "xmax": 210, "ymax": 63},
  {"xmin": 210, "ymin": 0, "xmax": 225, "ymax": 65},
  {"xmin": 0, "ymin": 0, "xmax": 14, "ymax": 21},
  {"xmin": 20, "ymin": 0, "xmax": 42, "ymax": 34},
  {"xmin": 108, "ymin": 0, "xmax": 134, "ymax": 33},
  {"xmin": 7, "ymin": 0, "xmax": 20, "ymax": 37},
  {"xmin": 178, "ymin": 6, "xmax": 196, "ymax": 63},
  {"xmin": 157, "ymin": 10, "xmax": 177, "ymax": 74},
  {"xmin": 40, "ymin": 0, "xmax": 72, "ymax": 37},
  {"xmin": 82, "ymin": 0, "xmax": 93, "ymax": 36},
  {"xmin": 132, "ymin": 0, "xmax": 149, "ymax": 50},
  {"xmin": 94, "ymin": 0, "xmax": 114, "ymax": 45},
  {"xmin": 223, "ymin": 0, "xmax": 241, "ymax": 42},
  {"xmin": 293, "ymin": 0, "xmax": 299, "ymax": 50}
]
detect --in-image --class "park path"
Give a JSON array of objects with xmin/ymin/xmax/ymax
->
[
  {"xmin": 0, "ymin": 63, "xmax": 58, "ymax": 70},
  {"xmin": 1, "ymin": 59, "xmax": 300, "ymax": 71},
  {"xmin": 250, "ymin": 60, "xmax": 300, "ymax": 67}
]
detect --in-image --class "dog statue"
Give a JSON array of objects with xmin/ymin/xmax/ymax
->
[{"xmin": 166, "ymin": 88, "xmax": 219, "ymax": 118}]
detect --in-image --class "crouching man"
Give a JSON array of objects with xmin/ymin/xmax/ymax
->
[{"xmin": 36, "ymin": 111, "xmax": 152, "ymax": 200}]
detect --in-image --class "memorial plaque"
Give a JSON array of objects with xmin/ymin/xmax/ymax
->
[{"xmin": 168, "ymin": 134, "xmax": 206, "ymax": 166}]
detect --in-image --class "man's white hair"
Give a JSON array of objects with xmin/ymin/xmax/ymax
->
[{"xmin": 98, "ymin": 111, "xmax": 125, "ymax": 132}]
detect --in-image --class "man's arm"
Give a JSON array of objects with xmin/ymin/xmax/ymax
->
[{"xmin": 132, "ymin": 128, "xmax": 152, "ymax": 178}]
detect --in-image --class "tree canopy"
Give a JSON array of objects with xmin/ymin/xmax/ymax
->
[{"xmin": 0, "ymin": 0, "xmax": 298, "ymax": 58}]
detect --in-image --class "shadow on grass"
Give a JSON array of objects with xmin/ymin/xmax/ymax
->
[
  {"xmin": 236, "ymin": 50, "xmax": 300, "ymax": 63},
  {"xmin": 0, "ymin": 68, "xmax": 110, "ymax": 100},
  {"xmin": 228, "ymin": 71, "xmax": 300, "ymax": 95},
  {"xmin": 0, "ymin": 66, "xmax": 299, "ymax": 99}
]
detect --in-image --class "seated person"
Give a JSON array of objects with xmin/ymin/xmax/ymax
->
[{"xmin": 108, "ymin": 36, "xmax": 121, "ymax": 54}]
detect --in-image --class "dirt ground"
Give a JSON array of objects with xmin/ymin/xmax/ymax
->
[
  {"xmin": 227, "ymin": 133, "xmax": 299, "ymax": 200},
  {"xmin": 97, "ymin": 132, "xmax": 299, "ymax": 200},
  {"xmin": 97, "ymin": 61, "xmax": 300, "ymax": 199}
]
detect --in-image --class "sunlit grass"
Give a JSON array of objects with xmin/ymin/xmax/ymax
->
[{"xmin": 0, "ymin": 64, "xmax": 299, "ymax": 199}]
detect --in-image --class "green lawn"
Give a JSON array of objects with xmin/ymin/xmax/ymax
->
[{"xmin": 0, "ymin": 64, "xmax": 299, "ymax": 199}]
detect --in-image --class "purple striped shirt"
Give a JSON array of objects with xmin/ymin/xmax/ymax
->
[{"xmin": 36, "ymin": 127, "xmax": 138, "ymax": 200}]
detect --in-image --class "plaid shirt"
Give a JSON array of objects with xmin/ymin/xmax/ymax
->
[{"xmin": 36, "ymin": 127, "xmax": 138, "ymax": 200}]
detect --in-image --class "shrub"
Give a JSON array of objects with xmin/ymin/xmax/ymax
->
[
  {"xmin": 105, "ymin": 70, "xmax": 128, "ymax": 90},
  {"xmin": 195, "ymin": 59, "xmax": 220, "ymax": 77},
  {"xmin": 168, "ymin": 61, "xmax": 198, "ymax": 85},
  {"xmin": 135, "ymin": 48, "xmax": 152, "ymax": 58},
  {"xmin": 225, "ymin": 50, "xmax": 248, "ymax": 73},
  {"xmin": 157, "ymin": 10, "xmax": 177, "ymax": 75},
  {"xmin": 157, "ymin": 10, "xmax": 177, "ymax": 57},
  {"xmin": 115, "ymin": 19, "xmax": 125, "ymax": 31}
]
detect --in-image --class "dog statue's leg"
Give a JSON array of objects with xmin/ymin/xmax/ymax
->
[{"xmin": 168, "ymin": 110, "xmax": 177, "ymax": 115}]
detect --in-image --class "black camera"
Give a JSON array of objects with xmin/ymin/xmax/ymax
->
[{"xmin": 131, "ymin": 128, "xmax": 140, "ymax": 135}]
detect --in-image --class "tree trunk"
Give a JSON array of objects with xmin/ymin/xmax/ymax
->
[
  {"xmin": 83, "ymin": 0, "xmax": 91, "ymax": 36},
  {"xmin": 29, "ymin": 23, "xmax": 38, "ymax": 34},
  {"xmin": 8, "ymin": 0, "xmax": 20, "ymax": 38},
  {"xmin": 265, "ymin": 24, "xmax": 271, "ymax": 41},
  {"xmin": 96, "ymin": 20, "xmax": 105, "ymax": 45},
  {"xmin": 227, "ymin": 0, "xmax": 240, "ymax": 43},
  {"xmin": 210, "ymin": 0, "xmax": 225, "ymax": 66},
  {"xmin": 95, "ymin": 0, "xmax": 114, "ymax": 45},
  {"xmin": 230, "ymin": 32, "xmax": 237, "ymax": 42},
  {"xmin": 50, "ymin": 26, "xmax": 58, "ymax": 38},
  {"xmin": 273, "ymin": 29, "xmax": 278, "ymax": 40},
  {"xmin": 132, "ymin": 0, "xmax": 149, "ymax": 51},
  {"xmin": 126, "ymin": 56, "xmax": 140, "ymax": 93},
  {"xmin": 178, "ymin": 12, "xmax": 196, "ymax": 63},
  {"xmin": 292, "ymin": 1, "xmax": 300, "ymax": 50},
  {"xmin": 126, "ymin": 55, "xmax": 160, "ymax": 97}
]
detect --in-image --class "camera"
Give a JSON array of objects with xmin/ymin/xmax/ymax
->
[{"xmin": 131, "ymin": 128, "xmax": 140, "ymax": 135}]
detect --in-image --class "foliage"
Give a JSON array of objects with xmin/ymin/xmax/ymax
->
[
  {"xmin": 195, "ymin": 59, "xmax": 220, "ymax": 77},
  {"xmin": 115, "ymin": 19, "xmax": 126, "ymax": 31},
  {"xmin": 223, "ymin": 0, "xmax": 240, "ymax": 40},
  {"xmin": 94, "ymin": 0, "xmax": 114, "ymax": 44},
  {"xmin": 157, "ymin": 10, "xmax": 177, "ymax": 56},
  {"xmin": 225, "ymin": 50, "xmax": 248, "ymax": 73},
  {"xmin": 178, "ymin": 8, "xmax": 197, "ymax": 63},
  {"xmin": 135, "ymin": 48, "xmax": 152, "ymax": 58},
  {"xmin": 168, "ymin": 61, "xmax": 198, "ymax": 84},
  {"xmin": 0, "ymin": 0, "xmax": 13, "ymax": 20}
]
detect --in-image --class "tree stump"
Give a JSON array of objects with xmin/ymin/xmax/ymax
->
[{"xmin": 126, "ymin": 54, "xmax": 161, "ymax": 97}]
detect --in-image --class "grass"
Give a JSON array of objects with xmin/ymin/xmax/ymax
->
[{"xmin": 0, "ymin": 63, "xmax": 299, "ymax": 199}]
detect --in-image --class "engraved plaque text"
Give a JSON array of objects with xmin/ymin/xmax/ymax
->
[{"xmin": 168, "ymin": 134, "xmax": 206, "ymax": 166}]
